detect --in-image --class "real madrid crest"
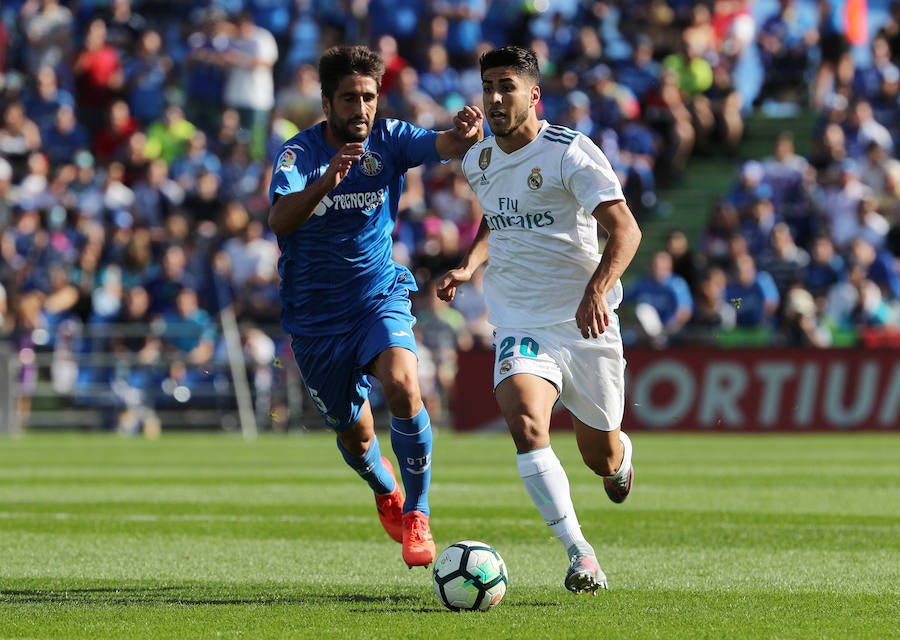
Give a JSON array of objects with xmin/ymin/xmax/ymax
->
[
  {"xmin": 359, "ymin": 151, "xmax": 384, "ymax": 176},
  {"xmin": 499, "ymin": 360, "xmax": 512, "ymax": 375},
  {"xmin": 478, "ymin": 147, "xmax": 492, "ymax": 170},
  {"xmin": 527, "ymin": 167, "xmax": 543, "ymax": 190}
]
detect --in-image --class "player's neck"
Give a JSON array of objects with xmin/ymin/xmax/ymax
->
[{"xmin": 495, "ymin": 118, "xmax": 543, "ymax": 154}]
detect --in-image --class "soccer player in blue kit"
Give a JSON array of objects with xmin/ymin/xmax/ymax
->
[{"xmin": 267, "ymin": 45, "xmax": 484, "ymax": 568}]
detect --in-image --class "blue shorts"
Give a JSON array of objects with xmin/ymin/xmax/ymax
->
[{"xmin": 290, "ymin": 292, "xmax": 419, "ymax": 432}]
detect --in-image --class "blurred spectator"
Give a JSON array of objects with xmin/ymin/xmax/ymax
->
[
  {"xmin": 145, "ymin": 103, "xmax": 197, "ymax": 164},
  {"xmin": 755, "ymin": 0, "xmax": 817, "ymax": 107},
  {"xmin": 685, "ymin": 265, "xmax": 736, "ymax": 343},
  {"xmin": 843, "ymin": 98, "xmax": 894, "ymax": 159},
  {"xmin": 803, "ymin": 233, "xmax": 845, "ymax": 300},
  {"xmin": 104, "ymin": 0, "xmax": 147, "ymax": 57},
  {"xmin": 739, "ymin": 196, "xmax": 778, "ymax": 258},
  {"xmin": 809, "ymin": 119, "xmax": 849, "ymax": 173},
  {"xmin": 40, "ymin": 104, "xmax": 89, "ymax": 168},
  {"xmin": 73, "ymin": 18, "xmax": 123, "ymax": 135},
  {"xmin": 847, "ymin": 236, "xmax": 900, "ymax": 301},
  {"xmin": 760, "ymin": 131, "xmax": 816, "ymax": 245},
  {"xmin": 759, "ymin": 225, "xmax": 810, "ymax": 315},
  {"xmin": 144, "ymin": 243, "xmax": 199, "ymax": 315},
  {"xmin": 662, "ymin": 31, "xmax": 715, "ymax": 153},
  {"xmin": 431, "ymin": 0, "xmax": 487, "ymax": 69},
  {"xmin": 725, "ymin": 253, "xmax": 781, "ymax": 327},
  {"xmin": 22, "ymin": 65, "xmax": 74, "ymax": 132},
  {"xmin": 110, "ymin": 284, "xmax": 162, "ymax": 435},
  {"xmin": 170, "ymin": 130, "xmax": 222, "ymax": 197},
  {"xmin": 0, "ymin": 158, "xmax": 14, "ymax": 230},
  {"xmin": 0, "ymin": 101, "xmax": 41, "ymax": 182},
  {"xmin": 642, "ymin": 66, "xmax": 695, "ymax": 184},
  {"xmin": 778, "ymin": 284, "xmax": 833, "ymax": 347},
  {"xmin": 699, "ymin": 200, "xmax": 741, "ymax": 268},
  {"xmin": 852, "ymin": 34, "xmax": 897, "ymax": 103},
  {"xmin": 615, "ymin": 34, "xmax": 661, "ymax": 104},
  {"xmin": 222, "ymin": 11, "xmax": 278, "ymax": 160},
  {"xmin": 158, "ymin": 285, "xmax": 218, "ymax": 407},
  {"xmin": 132, "ymin": 157, "xmax": 182, "ymax": 232},
  {"xmin": 123, "ymin": 28, "xmax": 173, "ymax": 126},
  {"xmin": 20, "ymin": 0, "xmax": 74, "ymax": 75},
  {"xmin": 383, "ymin": 65, "xmax": 451, "ymax": 129},
  {"xmin": 826, "ymin": 263, "xmax": 893, "ymax": 329},
  {"xmin": 418, "ymin": 42, "xmax": 462, "ymax": 109},
  {"xmin": 274, "ymin": 62, "xmax": 321, "ymax": 131},
  {"xmin": 820, "ymin": 159, "xmax": 873, "ymax": 250},
  {"xmin": 93, "ymin": 99, "xmax": 140, "ymax": 164},
  {"xmin": 183, "ymin": 8, "xmax": 229, "ymax": 134},
  {"xmin": 666, "ymin": 227, "xmax": 704, "ymax": 293},
  {"xmin": 413, "ymin": 278, "xmax": 468, "ymax": 423},
  {"xmin": 624, "ymin": 250, "xmax": 694, "ymax": 347},
  {"xmin": 368, "ymin": 0, "xmax": 426, "ymax": 63}
]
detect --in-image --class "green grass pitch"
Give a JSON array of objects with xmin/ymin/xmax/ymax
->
[{"xmin": 0, "ymin": 430, "xmax": 897, "ymax": 639}]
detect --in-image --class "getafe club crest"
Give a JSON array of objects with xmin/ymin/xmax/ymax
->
[
  {"xmin": 478, "ymin": 147, "xmax": 492, "ymax": 170},
  {"xmin": 527, "ymin": 167, "xmax": 543, "ymax": 190},
  {"xmin": 359, "ymin": 151, "xmax": 384, "ymax": 176}
]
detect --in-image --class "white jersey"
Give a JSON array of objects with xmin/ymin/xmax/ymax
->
[{"xmin": 461, "ymin": 121, "xmax": 626, "ymax": 328}]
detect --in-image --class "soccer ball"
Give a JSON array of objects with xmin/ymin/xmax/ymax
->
[{"xmin": 432, "ymin": 540, "xmax": 508, "ymax": 611}]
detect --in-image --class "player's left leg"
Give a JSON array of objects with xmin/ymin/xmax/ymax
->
[
  {"xmin": 336, "ymin": 405, "xmax": 405, "ymax": 543},
  {"xmin": 560, "ymin": 318, "xmax": 633, "ymax": 504},
  {"xmin": 574, "ymin": 423, "xmax": 633, "ymax": 503}
]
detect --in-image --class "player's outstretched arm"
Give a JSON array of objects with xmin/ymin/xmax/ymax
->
[
  {"xmin": 268, "ymin": 143, "xmax": 364, "ymax": 237},
  {"xmin": 436, "ymin": 217, "xmax": 491, "ymax": 302},
  {"xmin": 576, "ymin": 200, "xmax": 642, "ymax": 338},
  {"xmin": 435, "ymin": 105, "xmax": 484, "ymax": 160}
]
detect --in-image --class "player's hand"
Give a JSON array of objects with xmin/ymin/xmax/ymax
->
[
  {"xmin": 436, "ymin": 268, "xmax": 471, "ymax": 302},
  {"xmin": 453, "ymin": 106, "xmax": 484, "ymax": 142},
  {"xmin": 575, "ymin": 290, "xmax": 611, "ymax": 339},
  {"xmin": 325, "ymin": 143, "xmax": 364, "ymax": 187}
]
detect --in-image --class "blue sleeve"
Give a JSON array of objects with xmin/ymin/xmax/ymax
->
[
  {"xmin": 268, "ymin": 143, "xmax": 308, "ymax": 204},
  {"xmin": 384, "ymin": 118, "xmax": 440, "ymax": 169}
]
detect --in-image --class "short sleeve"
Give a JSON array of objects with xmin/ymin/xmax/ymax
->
[{"xmin": 562, "ymin": 135, "xmax": 626, "ymax": 215}]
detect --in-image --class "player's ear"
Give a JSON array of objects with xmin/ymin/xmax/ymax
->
[
  {"xmin": 321, "ymin": 94, "xmax": 331, "ymax": 118},
  {"xmin": 531, "ymin": 85, "xmax": 541, "ymax": 107}
]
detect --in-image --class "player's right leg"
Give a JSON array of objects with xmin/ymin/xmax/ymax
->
[
  {"xmin": 291, "ymin": 335, "xmax": 404, "ymax": 544},
  {"xmin": 496, "ymin": 364, "xmax": 600, "ymax": 594}
]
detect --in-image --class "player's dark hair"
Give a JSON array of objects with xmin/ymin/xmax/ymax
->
[
  {"xmin": 318, "ymin": 45, "xmax": 385, "ymax": 99},
  {"xmin": 479, "ymin": 46, "xmax": 541, "ymax": 85}
]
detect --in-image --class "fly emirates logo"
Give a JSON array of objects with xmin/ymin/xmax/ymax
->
[
  {"xmin": 484, "ymin": 196, "xmax": 556, "ymax": 231},
  {"xmin": 314, "ymin": 189, "xmax": 386, "ymax": 216}
]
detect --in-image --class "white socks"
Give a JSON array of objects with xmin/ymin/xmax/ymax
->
[
  {"xmin": 613, "ymin": 431, "xmax": 633, "ymax": 479},
  {"xmin": 516, "ymin": 446, "xmax": 590, "ymax": 553}
]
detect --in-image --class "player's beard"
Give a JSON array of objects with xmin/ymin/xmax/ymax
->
[
  {"xmin": 329, "ymin": 114, "xmax": 372, "ymax": 143},
  {"xmin": 491, "ymin": 103, "xmax": 530, "ymax": 139}
]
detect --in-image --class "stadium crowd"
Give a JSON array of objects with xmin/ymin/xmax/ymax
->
[{"xmin": 0, "ymin": 0, "xmax": 899, "ymax": 432}]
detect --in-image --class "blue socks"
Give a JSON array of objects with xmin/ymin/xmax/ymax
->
[
  {"xmin": 390, "ymin": 407, "xmax": 433, "ymax": 515},
  {"xmin": 337, "ymin": 434, "xmax": 395, "ymax": 495}
]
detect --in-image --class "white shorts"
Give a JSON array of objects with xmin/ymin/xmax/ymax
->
[{"xmin": 492, "ymin": 318, "xmax": 625, "ymax": 431}]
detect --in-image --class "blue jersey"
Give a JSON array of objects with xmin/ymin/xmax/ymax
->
[{"xmin": 269, "ymin": 119, "xmax": 440, "ymax": 336}]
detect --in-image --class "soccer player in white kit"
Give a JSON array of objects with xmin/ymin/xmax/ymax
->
[{"xmin": 436, "ymin": 46, "xmax": 642, "ymax": 594}]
